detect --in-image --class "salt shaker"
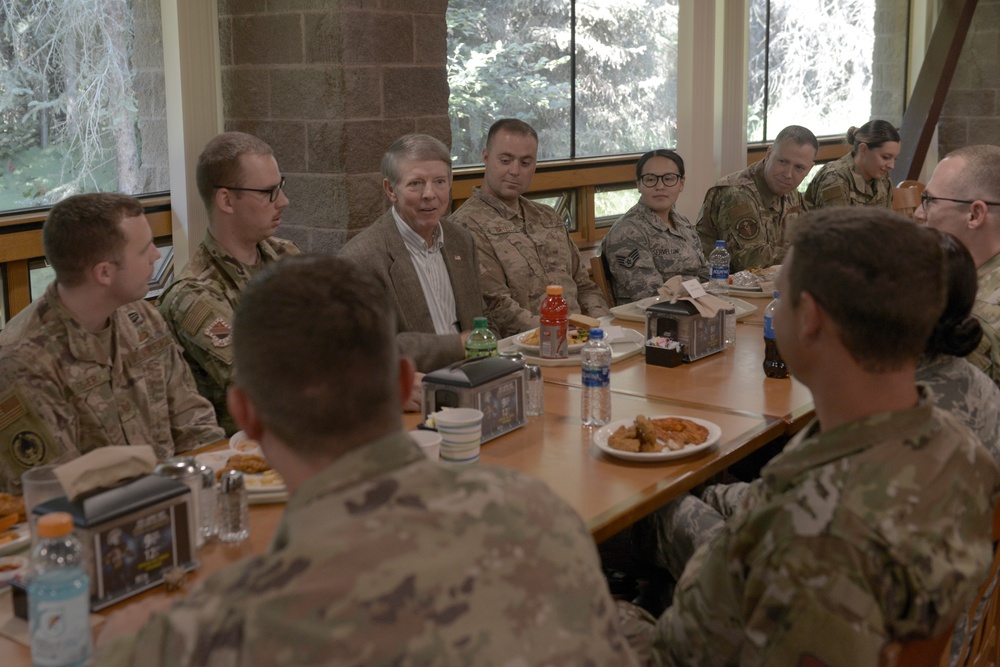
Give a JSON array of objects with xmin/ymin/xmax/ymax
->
[
  {"xmin": 525, "ymin": 364, "xmax": 544, "ymax": 416},
  {"xmin": 217, "ymin": 470, "xmax": 249, "ymax": 543},
  {"xmin": 197, "ymin": 464, "xmax": 217, "ymax": 540},
  {"xmin": 154, "ymin": 457, "xmax": 204, "ymax": 548}
]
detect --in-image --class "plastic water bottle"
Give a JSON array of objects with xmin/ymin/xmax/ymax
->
[
  {"xmin": 708, "ymin": 240, "xmax": 730, "ymax": 298},
  {"xmin": 539, "ymin": 285, "xmax": 569, "ymax": 359},
  {"xmin": 763, "ymin": 290, "xmax": 789, "ymax": 379},
  {"xmin": 581, "ymin": 328, "xmax": 612, "ymax": 426},
  {"xmin": 29, "ymin": 512, "xmax": 92, "ymax": 667},
  {"xmin": 465, "ymin": 317, "xmax": 498, "ymax": 359}
]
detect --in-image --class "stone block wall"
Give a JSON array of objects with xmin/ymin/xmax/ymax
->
[
  {"xmin": 871, "ymin": 0, "xmax": 908, "ymax": 125},
  {"xmin": 134, "ymin": 0, "xmax": 170, "ymax": 194},
  {"xmin": 218, "ymin": 0, "xmax": 451, "ymax": 254},
  {"xmin": 938, "ymin": 0, "xmax": 1000, "ymax": 156}
]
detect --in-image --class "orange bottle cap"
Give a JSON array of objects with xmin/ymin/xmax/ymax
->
[
  {"xmin": 37, "ymin": 512, "xmax": 74, "ymax": 538},
  {"xmin": 546, "ymin": 285, "xmax": 563, "ymax": 296}
]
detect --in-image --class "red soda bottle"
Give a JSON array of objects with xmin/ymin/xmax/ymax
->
[{"xmin": 539, "ymin": 285, "xmax": 568, "ymax": 359}]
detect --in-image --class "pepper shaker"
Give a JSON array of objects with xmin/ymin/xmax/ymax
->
[
  {"xmin": 525, "ymin": 363, "xmax": 544, "ymax": 416},
  {"xmin": 217, "ymin": 470, "xmax": 249, "ymax": 543},
  {"xmin": 197, "ymin": 464, "xmax": 217, "ymax": 540}
]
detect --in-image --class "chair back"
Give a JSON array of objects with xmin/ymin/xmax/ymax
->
[
  {"xmin": 892, "ymin": 180, "xmax": 925, "ymax": 219},
  {"xmin": 590, "ymin": 253, "xmax": 615, "ymax": 307}
]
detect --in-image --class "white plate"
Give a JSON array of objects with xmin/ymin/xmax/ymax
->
[
  {"xmin": 194, "ymin": 451, "xmax": 287, "ymax": 499},
  {"xmin": 513, "ymin": 329, "xmax": 588, "ymax": 354},
  {"xmin": 501, "ymin": 326, "xmax": 645, "ymax": 367},
  {"xmin": 0, "ymin": 523, "xmax": 29, "ymax": 556},
  {"xmin": 593, "ymin": 416, "xmax": 722, "ymax": 462},
  {"xmin": 0, "ymin": 554, "xmax": 28, "ymax": 587},
  {"xmin": 611, "ymin": 296, "xmax": 757, "ymax": 322},
  {"xmin": 229, "ymin": 431, "xmax": 263, "ymax": 456}
]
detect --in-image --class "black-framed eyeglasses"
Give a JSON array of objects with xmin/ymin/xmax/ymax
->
[
  {"xmin": 639, "ymin": 173, "xmax": 682, "ymax": 188},
  {"xmin": 920, "ymin": 191, "xmax": 1000, "ymax": 209},
  {"xmin": 214, "ymin": 176, "xmax": 286, "ymax": 202}
]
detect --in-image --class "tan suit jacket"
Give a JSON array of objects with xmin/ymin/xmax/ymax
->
[{"xmin": 340, "ymin": 210, "xmax": 485, "ymax": 372}]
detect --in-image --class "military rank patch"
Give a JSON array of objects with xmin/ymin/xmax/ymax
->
[
  {"xmin": 127, "ymin": 310, "xmax": 143, "ymax": 325},
  {"xmin": 736, "ymin": 219, "xmax": 760, "ymax": 240},
  {"xmin": 11, "ymin": 430, "xmax": 46, "ymax": 467},
  {"xmin": 205, "ymin": 318, "xmax": 233, "ymax": 347},
  {"xmin": 616, "ymin": 249, "xmax": 640, "ymax": 268}
]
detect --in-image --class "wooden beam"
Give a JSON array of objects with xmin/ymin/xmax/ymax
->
[
  {"xmin": 6, "ymin": 260, "xmax": 31, "ymax": 319},
  {"xmin": 892, "ymin": 0, "xmax": 978, "ymax": 182}
]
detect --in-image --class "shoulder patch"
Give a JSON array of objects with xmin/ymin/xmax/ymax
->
[
  {"xmin": 204, "ymin": 318, "xmax": 233, "ymax": 348},
  {"xmin": 10, "ymin": 430, "xmax": 47, "ymax": 467},
  {"xmin": 725, "ymin": 202, "xmax": 755, "ymax": 220},
  {"xmin": 735, "ymin": 218, "xmax": 760, "ymax": 240},
  {"xmin": 821, "ymin": 184, "xmax": 847, "ymax": 202},
  {"xmin": 179, "ymin": 300, "xmax": 215, "ymax": 337},
  {"xmin": 0, "ymin": 392, "xmax": 26, "ymax": 432}
]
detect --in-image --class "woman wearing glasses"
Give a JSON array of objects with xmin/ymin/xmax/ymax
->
[
  {"xmin": 804, "ymin": 120, "xmax": 900, "ymax": 210},
  {"xmin": 601, "ymin": 149, "xmax": 708, "ymax": 305}
]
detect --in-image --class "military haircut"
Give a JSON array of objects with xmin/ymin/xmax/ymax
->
[
  {"xmin": 635, "ymin": 149, "xmax": 685, "ymax": 179},
  {"xmin": 196, "ymin": 131, "xmax": 276, "ymax": 210},
  {"xmin": 926, "ymin": 229, "xmax": 983, "ymax": 358},
  {"xmin": 485, "ymin": 118, "xmax": 538, "ymax": 151},
  {"xmin": 43, "ymin": 192, "xmax": 143, "ymax": 288},
  {"xmin": 943, "ymin": 145, "xmax": 1000, "ymax": 203},
  {"xmin": 847, "ymin": 120, "xmax": 900, "ymax": 155},
  {"xmin": 231, "ymin": 254, "xmax": 398, "ymax": 458},
  {"xmin": 774, "ymin": 125, "xmax": 819, "ymax": 153},
  {"xmin": 380, "ymin": 133, "xmax": 452, "ymax": 187},
  {"xmin": 787, "ymin": 207, "xmax": 945, "ymax": 372}
]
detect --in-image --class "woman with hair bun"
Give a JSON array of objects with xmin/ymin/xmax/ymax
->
[
  {"xmin": 917, "ymin": 230, "xmax": 1000, "ymax": 465},
  {"xmin": 804, "ymin": 119, "xmax": 900, "ymax": 210}
]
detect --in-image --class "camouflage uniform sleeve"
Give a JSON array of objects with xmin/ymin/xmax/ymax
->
[
  {"xmin": 568, "ymin": 234, "xmax": 611, "ymax": 317},
  {"xmin": 969, "ymin": 312, "xmax": 1000, "ymax": 384},
  {"xmin": 804, "ymin": 165, "xmax": 851, "ymax": 210},
  {"xmin": 467, "ymin": 224, "xmax": 539, "ymax": 336},
  {"xmin": 0, "ymin": 360, "xmax": 75, "ymax": 494},
  {"xmin": 603, "ymin": 224, "xmax": 665, "ymax": 304},
  {"xmin": 695, "ymin": 191, "xmax": 721, "ymax": 260},
  {"xmin": 710, "ymin": 190, "xmax": 768, "ymax": 274},
  {"xmin": 162, "ymin": 336, "xmax": 225, "ymax": 453},
  {"xmin": 157, "ymin": 282, "xmax": 235, "ymax": 390}
]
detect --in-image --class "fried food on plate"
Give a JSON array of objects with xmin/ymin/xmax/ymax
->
[
  {"xmin": 216, "ymin": 453, "xmax": 272, "ymax": 479},
  {"xmin": 607, "ymin": 415, "xmax": 709, "ymax": 453},
  {"xmin": 0, "ymin": 493, "xmax": 26, "ymax": 523}
]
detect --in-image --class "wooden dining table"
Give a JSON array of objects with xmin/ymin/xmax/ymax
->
[{"xmin": 1, "ymin": 317, "xmax": 815, "ymax": 664}]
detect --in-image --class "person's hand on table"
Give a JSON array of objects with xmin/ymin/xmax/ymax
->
[
  {"xmin": 403, "ymin": 372, "xmax": 424, "ymax": 413},
  {"xmin": 96, "ymin": 595, "xmax": 174, "ymax": 647}
]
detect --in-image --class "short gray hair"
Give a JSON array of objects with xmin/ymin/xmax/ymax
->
[{"xmin": 381, "ymin": 134, "xmax": 452, "ymax": 186}]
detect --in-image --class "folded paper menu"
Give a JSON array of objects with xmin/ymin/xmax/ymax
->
[
  {"xmin": 54, "ymin": 446, "xmax": 157, "ymax": 501},
  {"xmin": 657, "ymin": 276, "xmax": 730, "ymax": 318}
]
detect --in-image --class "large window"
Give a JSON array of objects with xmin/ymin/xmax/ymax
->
[
  {"xmin": 447, "ymin": 0, "xmax": 679, "ymax": 166},
  {"xmin": 747, "ymin": 0, "xmax": 909, "ymax": 142},
  {"xmin": 0, "ymin": 0, "xmax": 168, "ymax": 215}
]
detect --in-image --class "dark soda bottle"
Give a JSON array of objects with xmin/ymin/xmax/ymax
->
[{"xmin": 763, "ymin": 290, "xmax": 789, "ymax": 379}]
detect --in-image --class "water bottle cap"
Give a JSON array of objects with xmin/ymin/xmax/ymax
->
[
  {"xmin": 589, "ymin": 328, "xmax": 604, "ymax": 339},
  {"xmin": 37, "ymin": 512, "xmax": 74, "ymax": 538},
  {"xmin": 545, "ymin": 285, "xmax": 563, "ymax": 296},
  {"xmin": 472, "ymin": 316, "xmax": 489, "ymax": 329},
  {"xmin": 715, "ymin": 240, "xmax": 725, "ymax": 247}
]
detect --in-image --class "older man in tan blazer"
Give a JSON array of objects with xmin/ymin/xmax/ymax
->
[{"xmin": 340, "ymin": 134, "xmax": 484, "ymax": 373}]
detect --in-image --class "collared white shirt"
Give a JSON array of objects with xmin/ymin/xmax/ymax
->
[{"xmin": 392, "ymin": 207, "xmax": 459, "ymax": 335}]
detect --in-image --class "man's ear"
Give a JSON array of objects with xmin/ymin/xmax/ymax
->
[
  {"xmin": 798, "ymin": 291, "xmax": 823, "ymax": 341},
  {"xmin": 215, "ymin": 188, "xmax": 236, "ymax": 215},
  {"xmin": 228, "ymin": 386, "xmax": 263, "ymax": 441},
  {"xmin": 92, "ymin": 261, "xmax": 115, "ymax": 287},
  {"xmin": 968, "ymin": 200, "xmax": 990, "ymax": 230},
  {"xmin": 383, "ymin": 178, "xmax": 398, "ymax": 204}
]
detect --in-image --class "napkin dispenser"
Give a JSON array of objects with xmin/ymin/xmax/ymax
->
[
  {"xmin": 645, "ymin": 300, "xmax": 725, "ymax": 364},
  {"xmin": 422, "ymin": 357, "xmax": 526, "ymax": 443},
  {"xmin": 33, "ymin": 474, "xmax": 198, "ymax": 610}
]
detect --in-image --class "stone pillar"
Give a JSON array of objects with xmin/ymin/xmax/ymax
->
[
  {"xmin": 938, "ymin": 0, "xmax": 1000, "ymax": 156},
  {"xmin": 218, "ymin": 0, "xmax": 451, "ymax": 253}
]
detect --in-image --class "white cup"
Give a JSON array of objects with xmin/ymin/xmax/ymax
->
[
  {"xmin": 408, "ymin": 430, "xmax": 442, "ymax": 461},
  {"xmin": 433, "ymin": 408, "xmax": 484, "ymax": 465}
]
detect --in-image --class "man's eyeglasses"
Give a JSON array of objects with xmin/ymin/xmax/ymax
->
[
  {"xmin": 920, "ymin": 191, "xmax": 1000, "ymax": 209},
  {"xmin": 639, "ymin": 173, "xmax": 682, "ymax": 188},
  {"xmin": 214, "ymin": 176, "xmax": 286, "ymax": 202}
]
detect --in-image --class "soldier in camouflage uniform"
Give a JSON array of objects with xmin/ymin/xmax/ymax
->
[
  {"xmin": 804, "ymin": 120, "xmax": 899, "ymax": 210},
  {"xmin": 696, "ymin": 125, "xmax": 817, "ymax": 273},
  {"xmin": 158, "ymin": 133, "xmax": 300, "ymax": 435},
  {"xmin": 602, "ymin": 149, "xmax": 708, "ymax": 305},
  {"xmin": 916, "ymin": 144, "xmax": 1000, "ymax": 387},
  {"xmin": 96, "ymin": 255, "xmax": 638, "ymax": 666},
  {"xmin": 450, "ymin": 119, "xmax": 610, "ymax": 337},
  {"xmin": 618, "ymin": 208, "xmax": 1000, "ymax": 666},
  {"xmin": 0, "ymin": 194, "xmax": 222, "ymax": 494}
]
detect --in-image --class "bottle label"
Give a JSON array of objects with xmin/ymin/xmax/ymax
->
[
  {"xmin": 539, "ymin": 323, "xmax": 568, "ymax": 358},
  {"xmin": 710, "ymin": 265, "xmax": 729, "ymax": 281},
  {"xmin": 582, "ymin": 366, "xmax": 609, "ymax": 388},
  {"xmin": 764, "ymin": 314, "xmax": 776, "ymax": 340},
  {"xmin": 30, "ymin": 592, "xmax": 91, "ymax": 665}
]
